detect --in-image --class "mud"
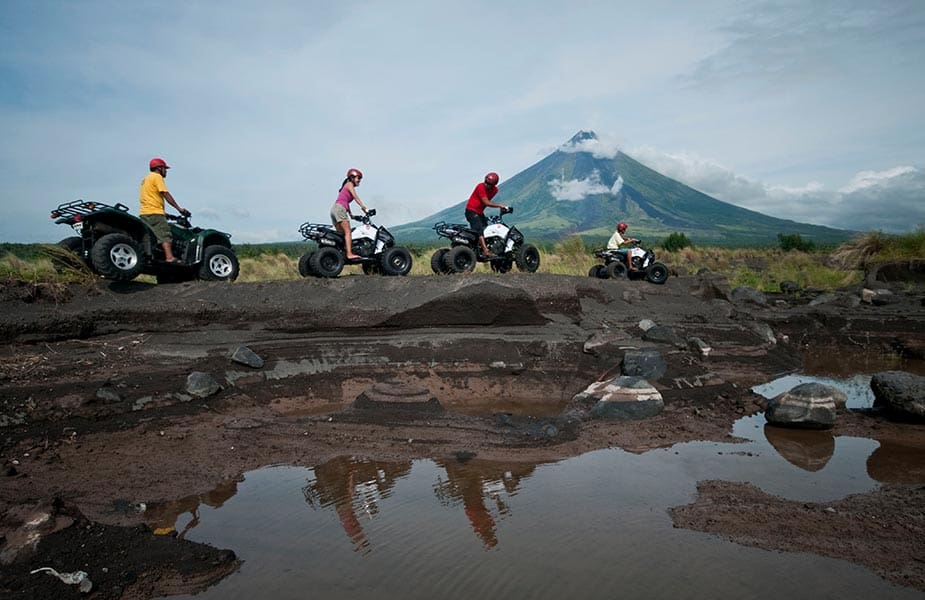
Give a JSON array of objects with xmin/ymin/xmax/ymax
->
[{"xmin": 1, "ymin": 272, "xmax": 923, "ymax": 597}]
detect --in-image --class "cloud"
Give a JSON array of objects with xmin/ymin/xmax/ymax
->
[
  {"xmin": 611, "ymin": 175, "xmax": 624, "ymax": 195},
  {"xmin": 631, "ymin": 146, "xmax": 925, "ymax": 232},
  {"xmin": 558, "ymin": 135, "xmax": 622, "ymax": 159},
  {"xmin": 548, "ymin": 170, "xmax": 615, "ymax": 202}
]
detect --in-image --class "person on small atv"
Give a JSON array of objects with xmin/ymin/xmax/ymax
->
[
  {"xmin": 607, "ymin": 221, "xmax": 640, "ymax": 271},
  {"xmin": 464, "ymin": 172, "xmax": 509, "ymax": 257},
  {"xmin": 140, "ymin": 157, "xmax": 190, "ymax": 263},
  {"xmin": 331, "ymin": 168, "xmax": 370, "ymax": 260}
]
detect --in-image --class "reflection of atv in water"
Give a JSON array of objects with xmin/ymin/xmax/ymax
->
[
  {"xmin": 50, "ymin": 199, "xmax": 239, "ymax": 283},
  {"xmin": 430, "ymin": 207, "xmax": 540, "ymax": 274},
  {"xmin": 297, "ymin": 209, "xmax": 413, "ymax": 278},
  {"xmin": 588, "ymin": 241, "xmax": 669, "ymax": 284}
]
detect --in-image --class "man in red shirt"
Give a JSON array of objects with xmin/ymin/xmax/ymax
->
[{"xmin": 464, "ymin": 172, "xmax": 508, "ymax": 256}]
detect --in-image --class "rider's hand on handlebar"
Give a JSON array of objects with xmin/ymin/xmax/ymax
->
[{"xmin": 180, "ymin": 208, "xmax": 191, "ymax": 217}]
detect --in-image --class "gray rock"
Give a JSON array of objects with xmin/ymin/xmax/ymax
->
[
  {"xmin": 583, "ymin": 330, "xmax": 632, "ymax": 356},
  {"xmin": 747, "ymin": 321, "xmax": 777, "ymax": 346},
  {"xmin": 186, "ymin": 372, "xmax": 222, "ymax": 399},
  {"xmin": 621, "ymin": 350, "xmax": 667, "ymax": 380},
  {"xmin": 690, "ymin": 272, "xmax": 731, "ymax": 302},
  {"xmin": 861, "ymin": 288, "xmax": 900, "ymax": 306},
  {"xmin": 231, "ymin": 345, "xmax": 264, "ymax": 368},
  {"xmin": 95, "ymin": 387, "xmax": 122, "ymax": 403},
  {"xmin": 809, "ymin": 292, "xmax": 860, "ymax": 308},
  {"xmin": 354, "ymin": 381, "xmax": 444, "ymax": 413},
  {"xmin": 731, "ymin": 286, "xmax": 768, "ymax": 306},
  {"xmin": 779, "ymin": 280, "xmax": 801, "ymax": 294},
  {"xmin": 642, "ymin": 325, "xmax": 685, "ymax": 347},
  {"xmin": 871, "ymin": 371, "xmax": 925, "ymax": 421},
  {"xmin": 687, "ymin": 337, "xmax": 712, "ymax": 358},
  {"xmin": 766, "ymin": 382, "xmax": 839, "ymax": 429},
  {"xmin": 573, "ymin": 376, "xmax": 664, "ymax": 420},
  {"xmin": 638, "ymin": 319, "xmax": 656, "ymax": 331}
]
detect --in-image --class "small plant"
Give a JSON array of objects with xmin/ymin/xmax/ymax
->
[
  {"xmin": 661, "ymin": 232, "xmax": 692, "ymax": 252},
  {"xmin": 777, "ymin": 233, "xmax": 816, "ymax": 252}
]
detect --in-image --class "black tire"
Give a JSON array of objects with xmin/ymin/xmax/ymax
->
[
  {"xmin": 646, "ymin": 262, "xmax": 670, "ymax": 285},
  {"xmin": 588, "ymin": 264, "xmax": 608, "ymax": 279},
  {"xmin": 430, "ymin": 248, "xmax": 450, "ymax": 274},
  {"xmin": 198, "ymin": 245, "xmax": 240, "ymax": 281},
  {"xmin": 606, "ymin": 261, "xmax": 627, "ymax": 279},
  {"xmin": 298, "ymin": 252, "xmax": 316, "ymax": 277},
  {"xmin": 309, "ymin": 246, "xmax": 344, "ymax": 278},
  {"xmin": 52, "ymin": 237, "xmax": 88, "ymax": 273},
  {"xmin": 490, "ymin": 258, "xmax": 513, "ymax": 273},
  {"xmin": 91, "ymin": 233, "xmax": 143, "ymax": 281},
  {"xmin": 362, "ymin": 261, "xmax": 381, "ymax": 275},
  {"xmin": 514, "ymin": 244, "xmax": 540, "ymax": 272},
  {"xmin": 444, "ymin": 246, "xmax": 477, "ymax": 273},
  {"xmin": 380, "ymin": 247, "xmax": 412, "ymax": 276}
]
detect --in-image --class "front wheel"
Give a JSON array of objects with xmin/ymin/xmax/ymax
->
[
  {"xmin": 298, "ymin": 252, "xmax": 316, "ymax": 277},
  {"xmin": 91, "ymin": 233, "xmax": 143, "ymax": 281},
  {"xmin": 199, "ymin": 245, "xmax": 240, "ymax": 281},
  {"xmin": 380, "ymin": 247, "xmax": 412, "ymax": 276},
  {"xmin": 430, "ymin": 248, "xmax": 450, "ymax": 274},
  {"xmin": 444, "ymin": 246, "xmax": 477, "ymax": 273},
  {"xmin": 646, "ymin": 262, "xmax": 670, "ymax": 285},
  {"xmin": 514, "ymin": 244, "xmax": 540, "ymax": 272},
  {"xmin": 309, "ymin": 246, "xmax": 344, "ymax": 278}
]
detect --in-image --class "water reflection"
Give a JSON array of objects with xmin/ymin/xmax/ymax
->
[
  {"xmin": 432, "ymin": 458, "xmax": 537, "ymax": 549},
  {"xmin": 301, "ymin": 456, "xmax": 411, "ymax": 554},
  {"xmin": 763, "ymin": 425, "xmax": 835, "ymax": 472},
  {"xmin": 147, "ymin": 475, "xmax": 244, "ymax": 537},
  {"xmin": 867, "ymin": 441, "xmax": 925, "ymax": 484}
]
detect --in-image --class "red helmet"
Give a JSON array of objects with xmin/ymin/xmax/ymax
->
[
  {"xmin": 617, "ymin": 222, "xmax": 628, "ymax": 232},
  {"xmin": 484, "ymin": 172, "xmax": 499, "ymax": 186},
  {"xmin": 347, "ymin": 168, "xmax": 363, "ymax": 180},
  {"xmin": 149, "ymin": 158, "xmax": 170, "ymax": 170}
]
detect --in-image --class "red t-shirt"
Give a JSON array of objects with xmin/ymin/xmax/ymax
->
[{"xmin": 465, "ymin": 182, "xmax": 498, "ymax": 215}]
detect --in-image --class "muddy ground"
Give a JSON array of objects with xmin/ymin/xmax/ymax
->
[{"xmin": 0, "ymin": 271, "xmax": 923, "ymax": 598}]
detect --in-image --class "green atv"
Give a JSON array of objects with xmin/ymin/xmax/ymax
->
[{"xmin": 50, "ymin": 199, "xmax": 239, "ymax": 283}]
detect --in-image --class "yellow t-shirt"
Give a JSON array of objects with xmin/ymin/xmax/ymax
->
[{"xmin": 139, "ymin": 172, "xmax": 168, "ymax": 215}]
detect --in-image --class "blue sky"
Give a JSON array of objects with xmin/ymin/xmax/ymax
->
[{"xmin": 2, "ymin": 0, "xmax": 924, "ymax": 243}]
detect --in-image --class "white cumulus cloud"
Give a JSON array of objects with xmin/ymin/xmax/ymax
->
[{"xmin": 549, "ymin": 170, "xmax": 614, "ymax": 201}]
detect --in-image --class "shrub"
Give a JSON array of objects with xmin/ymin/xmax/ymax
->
[
  {"xmin": 777, "ymin": 233, "xmax": 815, "ymax": 252},
  {"xmin": 661, "ymin": 232, "xmax": 692, "ymax": 252}
]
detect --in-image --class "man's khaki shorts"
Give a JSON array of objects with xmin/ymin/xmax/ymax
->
[{"xmin": 141, "ymin": 214, "xmax": 172, "ymax": 243}]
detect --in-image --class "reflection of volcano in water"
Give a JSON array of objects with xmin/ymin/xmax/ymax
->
[
  {"xmin": 763, "ymin": 425, "xmax": 835, "ymax": 472},
  {"xmin": 302, "ymin": 456, "xmax": 412, "ymax": 554},
  {"xmin": 433, "ymin": 458, "xmax": 541, "ymax": 549},
  {"xmin": 867, "ymin": 440, "xmax": 925, "ymax": 484}
]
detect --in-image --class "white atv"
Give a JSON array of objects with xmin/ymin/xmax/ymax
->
[
  {"xmin": 431, "ymin": 207, "xmax": 540, "ymax": 274},
  {"xmin": 588, "ymin": 241, "xmax": 669, "ymax": 284},
  {"xmin": 297, "ymin": 209, "xmax": 413, "ymax": 278}
]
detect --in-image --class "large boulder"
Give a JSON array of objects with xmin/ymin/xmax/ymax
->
[
  {"xmin": 731, "ymin": 286, "xmax": 768, "ymax": 306},
  {"xmin": 621, "ymin": 350, "xmax": 667, "ymax": 380},
  {"xmin": 871, "ymin": 371, "xmax": 925, "ymax": 421},
  {"xmin": 765, "ymin": 382, "xmax": 839, "ymax": 429},
  {"xmin": 572, "ymin": 376, "xmax": 664, "ymax": 420}
]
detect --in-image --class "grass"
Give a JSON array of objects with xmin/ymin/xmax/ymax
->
[{"xmin": 3, "ymin": 229, "xmax": 922, "ymax": 291}]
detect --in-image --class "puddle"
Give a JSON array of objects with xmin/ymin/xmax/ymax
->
[{"xmin": 154, "ymin": 431, "xmax": 924, "ymax": 599}]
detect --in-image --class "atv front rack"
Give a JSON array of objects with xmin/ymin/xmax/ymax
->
[{"xmin": 50, "ymin": 199, "xmax": 130, "ymax": 220}]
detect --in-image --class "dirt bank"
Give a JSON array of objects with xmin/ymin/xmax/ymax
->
[{"xmin": 1, "ymin": 272, "xmax": 923, "ymax": 597}]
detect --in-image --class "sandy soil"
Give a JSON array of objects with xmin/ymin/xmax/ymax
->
[{"xmin": 0, "ymin": 272, "xmax": 923, "ymax": 598}]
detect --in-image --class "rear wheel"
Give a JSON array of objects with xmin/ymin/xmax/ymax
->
[
  {"xmin": 646, "ymin": 262, "xmax": 669, "ymax": 285},
  {"xmin": 91, "ymin": 233, "xmax": 143, "ymax": 281},
  {"xmin": 52, "ymin": 236, "xmax": 88, "ymax": 273},
  {"xmin": 606, "ymin": 262, "xmax": 627, "ymax": 279},
  {"xmin": 430, "ymin": 248, "xmax": 450, "ymax": 274},
  {"xmin": 198, "ymin": 245, "xmax": 239, "ymax": 281},
  {"xmin": 298, "ymin": 252, "xmax": 316, "ymax": 277},
  {"xmin": 380, "ymin": 247, "xmax": 412, "ymax": 276},
  {"xmin": 588, "ymin": 264, "xmax": 608, "ymax": 279},
  {"xmin": 309, "ymin": 246, "xmax": 344, "ymax": 278},
  {"xmin": 444, "ymin": 246, "xmax": 476, "ymax": 273},
  {"xmin": 514, "ymin": 244, "xmax": 540, "ymax": 272}
]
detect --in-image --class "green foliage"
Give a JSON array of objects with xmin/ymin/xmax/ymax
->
[
  {"xmin": 777, "ymin": 233, "xmax": 816, "ymax": 252},
  {"xmin": 661, "ymin": 232, "xmax": 692, "ymax": 252}
]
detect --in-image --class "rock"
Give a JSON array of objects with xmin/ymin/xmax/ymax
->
[
  {"xmin": 687, "ymin": 337, "xmax": 712, "ymax": 358},
  {"xmin": 779, "ymin": 280, "xmax": 801, "ymax": 294},
  {"xmin": 871, "ymin": 371, "xmax": 925, "ymax": 421},
  {"xmin": 860, "ymin": 288, "xmax": 900, "ymax": 306},
  {"xmin": 747, "ymin": 321, "xmax": 777, "ymax": 346},
  {"xmin": 583, "ymin": 330, "xmax": 632, "ymax": 356},
  {"xmin": 642, "ymin": 325, "xmax": 685, "ymax": 347},
  {"xmin": 731, "ymin": 286, "xmax": 768, "ymax": 306},
  {"xmin": 231, "ymin": 346, "xmax": 264, "ymax": 368},
  {"xmin": 573, "ymin": 376, "xmax": 664, "ymax": 420},
  {"xmin": 866, "ymin": 258, "xmax": 925, "ymax": 286},
  {"xmin": 621, "ymin": 350, "xmax": 667, "ymax": 380},
  {"xmin": 765, "ymin": 382, "xmax": 839, "ymax": 429},
  {"xmin": 809, "ymin": 293, "xmax": 860, "ymax": 308},
  {"xmin": 690, "ymin": 272, "xmax": 731, "ymax": 301},
  {"xmin": 638, "ymin": 319, "xmax": 656, "ymax": 331},
  {"xmin": 354, "ymin": 382, "xmax": 443, "ymax": 413},
  {"xmin": 95, "ymin": 387, "xmax": 122, "ymax": 403},
  {"xmin": 186, "ymin": 372, "xmax": 222, "ymax": 399}
]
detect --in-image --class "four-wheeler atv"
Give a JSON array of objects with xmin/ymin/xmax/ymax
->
[
  {"xmin": 50, "ymin": 199, "xmax": 239, "ymax": 283},
  {"xmin": 297, "ymin": 209, "xmax": 413, "ymax": 278},
  {"xmin": 430, "ymin": 207, "xmax": 540, "ymax": 274},
  {"xmin": 587, "ymin": 241, "xmax": 669, "ymax": 284}
]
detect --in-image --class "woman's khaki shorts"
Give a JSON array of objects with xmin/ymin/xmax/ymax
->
[
  {"xmin": 141, "ymin": 214, "xmax": 172, "ymax": 243},
  {"xmin": 330, "ymin": 204, "xmax": 350, "ymax": 225}
]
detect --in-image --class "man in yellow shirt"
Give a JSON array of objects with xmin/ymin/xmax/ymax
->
[{"xmin": 140, "ymin": 157, "xmax": 189, "ymax": 263}]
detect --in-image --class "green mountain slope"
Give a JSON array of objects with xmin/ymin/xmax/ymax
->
[{"xmin": 393, "ymin": 131, "xmax": 852, "ymax": 247}]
